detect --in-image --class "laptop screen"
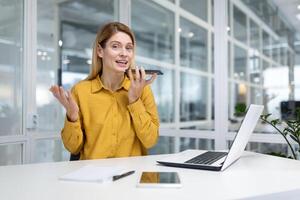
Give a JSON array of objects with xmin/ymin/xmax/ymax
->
[{"xmin": 221, "ymin": 104, "xmax": 264, "ymax": 171}]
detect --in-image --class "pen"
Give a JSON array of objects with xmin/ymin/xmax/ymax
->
[{"xmin": 113, "ymin": 170, "xmax": 135, "ymax": 181}]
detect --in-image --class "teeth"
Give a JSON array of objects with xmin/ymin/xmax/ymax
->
[{"xmin": 116, "ymin": 61, "xmax": 127, "ymax": 64}]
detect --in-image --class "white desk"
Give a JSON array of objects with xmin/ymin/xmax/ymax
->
[{"xmin": 1, "ymin": 151, "xmax": 300, "ymax": 200}]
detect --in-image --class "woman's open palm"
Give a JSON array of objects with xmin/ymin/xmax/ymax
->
[{"xmin": 49, "ymin": 85, "xmax": 79, "ymax": 122}]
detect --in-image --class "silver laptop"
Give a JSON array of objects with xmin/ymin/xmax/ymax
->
[{"xmin": 157, "ymin": 104, "xmax": 264, "ymax": 171}]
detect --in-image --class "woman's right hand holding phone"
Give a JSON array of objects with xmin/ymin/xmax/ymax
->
[{"xmin": 49, "ymin": 85, "xmax": 79, "ymax": 122}]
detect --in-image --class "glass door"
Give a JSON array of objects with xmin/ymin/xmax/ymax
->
[{"xmin": 0, "ymin": 0, "xmax": 24, "ymax": 165}]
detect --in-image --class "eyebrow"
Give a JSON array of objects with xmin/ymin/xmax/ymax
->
[{"xmin": 109, "ymin": 41, "xmax": 133, "ymax": 46}]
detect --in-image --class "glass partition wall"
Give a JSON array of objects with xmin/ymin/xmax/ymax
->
[
  {"xmin": 0, "ymin": 0, "xmax": 298, "ymax": 165},
  {"xmin": 0, "ymin": 0, "xmax": 24, "ymax": 165},
  {"xmin": 229, "ymin": 0, "xmax": 296, "ymax": 156}
]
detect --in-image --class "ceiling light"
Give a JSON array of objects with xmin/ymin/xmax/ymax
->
[
  {"xmin": 296, "ymin": 13, "xmax": 300, "ymax": 21},
  {"xmin": 297, "ymin": 4, "xmax": 300, "ymax": 10},
  {"xmin": 63, "ymin": 59, "xmax": 70, "ymax": 64},
  {"xmin": 238, "ymin": 83, "xmax": 247, "ymax": 95},
  {"xmin": 58, "ymin": 40, "xmax": 63, "ymax": 47},
  {"xmin": 254, "ymin": 77, "xmax": 260, "ymax": 83},
  {"xmin": 86, "ymin": 59, "xmax": 92, "ymax": 65},
  {"xmin": 188, "ymin": 32, "xmax": 194, "ymax": 38}
]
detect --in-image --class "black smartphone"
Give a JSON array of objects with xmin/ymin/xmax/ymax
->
[
  {"xmin": 127, "ymin": 69, "xmax": 163, "ymax": 75},
  {"xmin": 144, "ymin": 69, "xmax": 163, "ymax": 75}
]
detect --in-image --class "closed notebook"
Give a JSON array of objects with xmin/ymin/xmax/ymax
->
[{"xmin": 59, "ymin": 165, "xmax": 124, "ymax": 183}]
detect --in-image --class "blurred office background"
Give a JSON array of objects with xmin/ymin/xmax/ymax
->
[{"xmin": 1, "ymin": 0, "xmax": 300, "ymax": 165}]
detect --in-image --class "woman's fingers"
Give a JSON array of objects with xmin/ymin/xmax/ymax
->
[
  {"xmin": 128, "ymin": 67, "xmax": 158, "ymax": 103},
  {"xmin": 67, "ymin": 90, "xmax": 79, "ymax": 113},
  {"xmin": 59, "ymin": 86, "xmax": 69, "ymax": 106},
  {"xmin": 140, "ymin": 66, "xmax": 146, "ymax": 81},
  {"xmin": 66, "ymin": 90, "xmax": 72, "ymax": 101},
  {"xmin": 127, "ymin": 67, "xmax": 133, "ymax": 81},
  {"xmin": 50, "ymin": 85, "xmax": 78, "ymax": 120},
  {"xmin": 50, "ymin": 85, "xmax": 60, "ymax": 92},
  {"xmin": 135, "ymin": 66, "xmax": 140, "ymax": 81},
  {"xmin": 145, "ymin": 73, "xmax": 157, "ymax": 85},
  {"xmin": 67, "ymin": 91, "xmax": 77, "ymax": 108},
  {"xmin": 49, "ymin": 85, "xmax": 67, "ymax": 107},
  {"xmin": 49, "ymin": 85, "xmax": 60, "ymax": 98},
  {"xmin": 129, "ymin": 66, "xmax": 158, "ymax": 87}
]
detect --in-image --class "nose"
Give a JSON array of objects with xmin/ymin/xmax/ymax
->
[{"xmin": 119, "ymin": 47, "xmax": 128, "ymax": 56}]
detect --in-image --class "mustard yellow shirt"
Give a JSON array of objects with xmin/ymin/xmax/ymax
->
[{"xmin": 61, "ymin": 76, "xmax": 160, "ymax": 160}]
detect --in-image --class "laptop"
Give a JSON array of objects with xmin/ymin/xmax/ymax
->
[{"xmin": 157, "ymin": 104, "xmax": 264, "ymax": 171}]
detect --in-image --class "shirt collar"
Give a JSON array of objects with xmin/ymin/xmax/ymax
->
[
  {"xmin": 121, "ymin": 76, "xmax": 130, "ymax": 91},
  {"xmin": 91, "ymin": 75, "xmax": 130, "ymax": 93}
]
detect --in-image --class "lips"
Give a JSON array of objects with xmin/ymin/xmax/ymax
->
[{"xmin": 116, "ymin": 60, "xmax": 128, "ymax": 68}]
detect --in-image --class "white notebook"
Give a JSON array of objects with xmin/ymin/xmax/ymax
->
[{"xmin": 59, "ymin": 165, "xmax": 124, "ymax": 183}]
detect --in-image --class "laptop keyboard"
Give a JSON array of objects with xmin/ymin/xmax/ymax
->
[{"xmin": 184, "ymin": 151, "xmax": 228, "ymax": 165}]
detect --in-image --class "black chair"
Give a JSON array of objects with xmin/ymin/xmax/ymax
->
[{"xmin": 70, "ymin": 153, "xmax": 80, "ymax": 161}]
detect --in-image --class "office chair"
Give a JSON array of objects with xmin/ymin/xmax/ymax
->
[{"xmin": 70, "ymin": 153, "xmax": 80, "ymax": 161}]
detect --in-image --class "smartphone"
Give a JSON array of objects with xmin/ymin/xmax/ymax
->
[
  {"xmin": 127, "ymin": 69, "xmax": 164, "ymax": 75},
  {"xmin": 136, "ymin": 172, "xmax": 181, "ymax": 188},
  {"xmin": 144, "ymin": 69, "xmax": 163, "ymax": 75}
]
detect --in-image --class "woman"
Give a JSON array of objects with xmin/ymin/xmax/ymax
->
[{"xmin": 50, "ymin": 22, "xmax": 159, "ymax": 160}]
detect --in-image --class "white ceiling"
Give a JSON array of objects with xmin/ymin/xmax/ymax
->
[{"xmin": 272, "ymin": 0, "xmax": 300, "ymax": 41}]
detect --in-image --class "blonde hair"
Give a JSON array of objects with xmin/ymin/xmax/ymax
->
[{"xmin": 86, "ymin": 22, "xmax": 136, "ymax": 80}]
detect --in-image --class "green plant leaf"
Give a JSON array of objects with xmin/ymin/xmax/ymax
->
[
  {"xmin": 284, "ymin": 128, "xmax": 299, "ymax": 139},
  {"xmin": 295, "ymin": 130, "xmax": 300, "ymax": 138},
  {"xmin": 283, "ymin": 128, "xmax": 291, "ymax": 136},
  {"xmin": 270, "ymin": 119, "xmax": 280, "ymax": 126},
  {"xmin": 286, "ymin": 120, "xmax": 295, "ymax": 124},
  {"xmin": 234, "ymin": 103, "xmax": 247, "ymax": 117},
  {"xmin": 296, "ymin": 108, "xmax": 300, "ymax": 121},
  {"xmin": 261, "ymin": 112, "xmax": 298, "ymax": 159},
  {"xmin": 289, "ymin": 134, "xmax": 299, "ymax": 143},
  {"xmin": 286, "ymin": 120, "xmax": 298, "ymax": 131},
  {"xmin": 260, "ymin": 114, "xmax": 272, "ymax": 120}
]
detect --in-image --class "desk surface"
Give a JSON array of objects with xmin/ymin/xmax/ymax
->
[{"xmin": 1, "ymin": 151, "xmax": 300, "ymax": 200}]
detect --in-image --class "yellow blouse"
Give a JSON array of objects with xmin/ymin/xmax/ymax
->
[{"xmin": 61, "ymin": 76, "xmax": 160, "ymax": 160}]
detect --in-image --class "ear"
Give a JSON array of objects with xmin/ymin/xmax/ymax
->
[{"xmin": 97, "ymin": 44, "xmax": 104, "ymax": 58}]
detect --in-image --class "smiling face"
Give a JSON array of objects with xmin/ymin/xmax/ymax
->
[{"xmin": 97, "ymin": 31, "xmax": 134, "ymax": 74}]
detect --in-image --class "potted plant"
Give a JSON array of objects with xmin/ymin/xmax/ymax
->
[
  {"xmin": 234, "ymin": 103, "xmax": 247, "ymax": 117},
  {"xmin": 260, "ymin": 108, "xmax": 300, "ymax": 160}
]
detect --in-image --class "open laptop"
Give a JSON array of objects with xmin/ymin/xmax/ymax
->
[{"xmin": 157, "ymin": 104, "xmax": 264, "ymax": 171}]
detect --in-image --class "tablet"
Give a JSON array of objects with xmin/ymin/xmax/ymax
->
[{"xmin": 136, "ymin": 172, "xmax": 182, "ymax": 188}]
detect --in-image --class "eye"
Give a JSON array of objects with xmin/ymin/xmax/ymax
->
[{"xmin": 126, "ymin": 46, "xmax": 133, "ymax": 50}]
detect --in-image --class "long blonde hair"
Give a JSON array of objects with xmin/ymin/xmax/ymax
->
[{"xmin": 86, "ymin": 22, "xmax": 136, "ymax": 80}]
